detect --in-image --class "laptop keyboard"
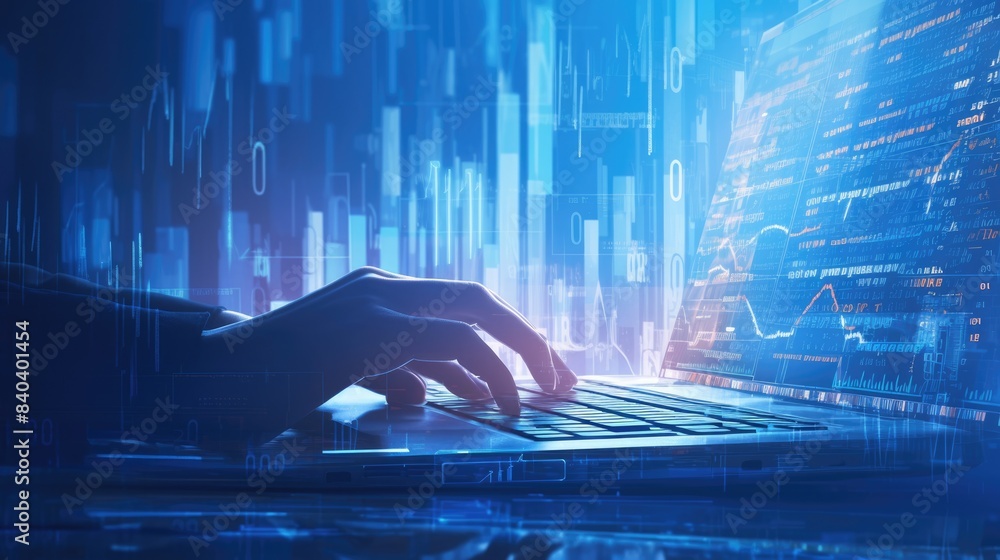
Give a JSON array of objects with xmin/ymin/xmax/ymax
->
[{"xmin": 426, "ymin": 381, "xmax": 826, "ymax": 441}]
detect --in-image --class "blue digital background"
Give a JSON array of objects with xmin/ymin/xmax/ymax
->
[
  {"xmin": 1, "ymin": 0, "xmax": 807, "ymax": 381},
  {"xmin": 2, "ymin": 3, "xmax": 1000, "ymax": 559}
]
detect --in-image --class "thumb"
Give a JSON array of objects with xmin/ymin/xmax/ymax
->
[{"xmin": 355, "ymin": 367, "xmax": 427, "ymax": 405}]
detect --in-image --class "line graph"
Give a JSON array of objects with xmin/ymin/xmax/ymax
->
[
  {"xmin": 793, "ymin": 283, "xmax": 840, "ymax": 325},
  {"xmin": 707, "ymin": 223, "xmax": 822, "ymax": 276},
  {"xmin": 721, "ymin": 282, "xmax": 842, "ymax": 341},
  {"xmin": 735, "ymin": 294, "xmax": 796, "ymax": 340}
]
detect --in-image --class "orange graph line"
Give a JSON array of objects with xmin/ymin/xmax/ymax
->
[
  {"xmin": 794, "ymin": 283, "xmax": 840, "ymax": 326},
  {"xmin": 727, "ymin": 282, "xmax": 841, "ymax": 339},
  {"xmin": 711, "ymin": 224, "xmax": 822, "ymax": 275}
]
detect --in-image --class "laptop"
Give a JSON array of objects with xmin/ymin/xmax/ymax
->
[{"xmin": 94, "ymin": 0, "xmax": 995, "ymax": 490}]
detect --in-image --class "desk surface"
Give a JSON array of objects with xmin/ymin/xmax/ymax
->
[{"xmin": 6, "ymin": 462, "xmax": 1000, "ymax": 559}]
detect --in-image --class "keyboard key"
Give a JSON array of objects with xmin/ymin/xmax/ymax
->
[{"xmin": 424, "ymin": 382, "xmax": 825, "ymax": 441}]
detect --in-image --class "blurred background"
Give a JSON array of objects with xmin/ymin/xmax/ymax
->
[{"xmin": 0, "ymin": 0, "xmax": 814, "ymax": 376}]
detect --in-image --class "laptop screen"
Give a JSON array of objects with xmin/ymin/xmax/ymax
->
[{"xmin": 662, "ymin": 0, "xmax": 1000, "ymax": 424}]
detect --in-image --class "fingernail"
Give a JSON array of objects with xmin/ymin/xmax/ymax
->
[
  {"xmin": 554, "ymin": 373, "xmax": 576, "ymax": 393},
  {"xmin": 495, "ymin": 395, "xmax": 521, "ymax": 416},
  {"xmin": 544, "ymin": 367, "xmax": 557, "ymax": 392},
  {"xmin": 534, "ymin": 364, "xmax": 559, "ymax": 392}
]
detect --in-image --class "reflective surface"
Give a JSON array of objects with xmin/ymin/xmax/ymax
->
[{"xmin": 11, "ymin": 454, "xmax": 1000, "ymax": 559}]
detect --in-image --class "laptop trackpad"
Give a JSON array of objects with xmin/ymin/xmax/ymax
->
[{"xmin": 314, "ymin": 385, "xmax": 445, "ymax": 453}]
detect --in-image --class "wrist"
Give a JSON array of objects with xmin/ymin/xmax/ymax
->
[{"xmin": 205, "ymin": 309, "xmax": 253, "ymax": 329}]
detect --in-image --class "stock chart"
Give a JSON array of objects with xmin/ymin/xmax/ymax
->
[{"xmin": 665, "ymin": 0, "xmax": 1000, "ymax": 414}]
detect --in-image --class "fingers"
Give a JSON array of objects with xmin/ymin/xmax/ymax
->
[
  {"xmin": 404, "ymin": 360, "xmax": 492, "ymax": 401},
  {"xmin": 356, "ymin": 361, "xmax": 497, "ymax": 405},
  {"xmin": 409, "ymin": 317, "xmax": 521, "ymax": 415},
  {"xmin": 336, "ymin": 267, "xmax": 577, "ymax": 396},
  {"xmin": 356, "ymin": 368, "xmax": 427, "ymax": 405},
  {"xmin": 547, "ymin": 343, "xmax": 578, "ymax": 392},
  {"xmin": 356, "ymin": 274, "xmax": 566, "ymax": 393},
  {"xmin": 462, "ymin": 290, "xmax": 576, "ymax": 391}
]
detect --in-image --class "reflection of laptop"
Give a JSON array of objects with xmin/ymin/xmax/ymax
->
[{"xmin": 109, "ymin": 0, "xmax": 994, "ymax": 489}]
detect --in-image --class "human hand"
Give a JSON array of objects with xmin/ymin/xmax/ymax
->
[{"xmin": 199, "ymin": 267, "xmax": 577, "ymax": 417}]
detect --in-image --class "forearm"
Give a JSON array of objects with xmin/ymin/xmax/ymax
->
[
  {"xmin": 2, "ymin": 278, "xmax": 213, "ymax": 455},
  {"xmin": 32, "ymin": 269, "xmax": 241, "ymax": 327},
  {"xmin": 3, "ymin": 264, "xmax": 348, "ymax": 453}
]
